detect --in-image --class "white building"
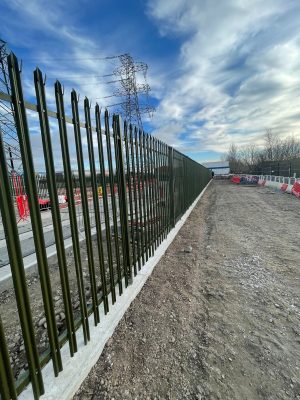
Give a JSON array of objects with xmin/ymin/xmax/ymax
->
[{"xmin": 203, "ymin": 161, "xmax": 230, "ymax": 176}]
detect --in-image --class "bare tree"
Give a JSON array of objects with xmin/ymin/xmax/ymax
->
[
  {"xmin": 264, "ymin": 128, "xmax": 280, "ymax": 161},
  {"xmin": 240, "ymin": 144, "xmax": 259, "ymax": 171},
  {"xmin": 225, "ymin": 129, "xmax": 300, "ymax": 174},
  {"xmin": 225, "ymin": 143, "xmax": 243, "ymax": 173},
  {"xmin": 263, "ymin": 129, "xmax": 300, "ymax": 161},
  {"xmin": 280, "ymin": 135, "xmax": 300, "ymax": 160}
]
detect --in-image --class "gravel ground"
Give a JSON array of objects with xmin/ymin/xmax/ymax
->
[{"xmin": 74, "ymin": 180, "xmax": 300, "ymax": 400}]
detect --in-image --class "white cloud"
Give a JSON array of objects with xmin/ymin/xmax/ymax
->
[
  {"xmin": 147, "ymin": 0, "xmax": 300, "ymax": 159},
  {"xmin": 1, "ymin": 0, "xmax": 119, "ymax": 106},
  {"xmin": 1, "ymin": 0, "xmax": 122, "ymax": 170}
]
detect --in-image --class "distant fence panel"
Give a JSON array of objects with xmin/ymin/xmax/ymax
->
[
  {"xmin": 0, "ymin": 52, "xmax": 212, "ymax": 399},
  {"xmin": 254, "ymin": 158, "xmax": 300, "ymax": 178}
]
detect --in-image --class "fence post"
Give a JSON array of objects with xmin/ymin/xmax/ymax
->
[
  {"xmin": 114, "ymin": 115, "xmax": 132, "ymax": 283},
  {"xmin": 168, "ymin": 146, "xmax": 175, "ymax": 228},
  {"xmin": 112, "ymin": 116, "xmax": 129, "ymax": 287},
  {"xmin": 123, "ymin": 122, "xmax": 137, "ymax": 276},
  {"xmin": 139, "ymin": 129, "xmax": 149, "ymax": 261},
  {"xmin": 84, "ymin": 98, "xmax": 109, "ymax": 314},
  {"xmin": 104, "ymin": 110, "xmax": 123, "ymax": 293},
  {"xmin": 8, "ymin": 52, "xmax": 62, "ymax": 377},
  {"xmin": 162, "ymin": 142, "xmax": 168, "ymax": 237},
  {"xmin": 55, "ymin": 81, "xmax": 90, "ymax": 344},
  {"xmin": 71, "ymin": 90, "xmax": 100, "ymax": 325},
  {"xmin": 34, "ymin": 68, "xmax": 77, "ymax": 357},
  {"xmin": 95, "ymin": 105, "xmax": 117, "ymax": 304},
  {"xmin": 0, "ymin": 129, "xmax": 44, "ymax": 400},
  {"xmin": 129, "ymin": 124, "xmax": 142, "ymax": 271},
  {"xmin": 134, "ymin": 127, "xmax": 145, "ymax": 265}
]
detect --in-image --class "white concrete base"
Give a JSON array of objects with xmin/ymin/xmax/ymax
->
[{"xmin": 20, "ymin": 180, "xmax": 211, "ymax": 400}]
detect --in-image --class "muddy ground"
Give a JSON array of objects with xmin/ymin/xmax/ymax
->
[{"xmin": 74, "ymin": 180, "xmax": 300, "ymax": 400}]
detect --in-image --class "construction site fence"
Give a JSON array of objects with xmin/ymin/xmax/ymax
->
[
  {"xmin": 0, "ymin": 52, "xmax": 212, "ymax": 399},
  {"xmin": 251, "ymin": 158, "xmax": 300, "ymax": 178},
  {"xmin": 8, "ymin": 172, "xmax": 126, "ymax": 199}
]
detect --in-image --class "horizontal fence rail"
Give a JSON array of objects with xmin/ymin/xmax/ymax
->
[{"xmin": 0, "ymin": 52, "xmax": 212, "ymax": 399}]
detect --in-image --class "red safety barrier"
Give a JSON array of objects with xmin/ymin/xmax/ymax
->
[
  {"xmin": 38, "ymin": 198, "xmax": 50, "ymax": 206},
  {"xmin": 16, "ymin": 195, "xmax": 29, "ymax": 222},
  {"xmin": 291, "ymin": 181, "xmax": 300, "ymax": 198},
  {"xmin": 38, "ymin": 199, "xmax": 49, "ymax": 206},
  {"xmin": 231, "ymin": 176, "xmax": 241, "ymax": 184},
  {"xmin": 38, "ymin": 198, "xmax": 51, "ymax": 211},
  {"xmin": 280, "ymin": 183, "xmax": 288, "ymax": 192}
]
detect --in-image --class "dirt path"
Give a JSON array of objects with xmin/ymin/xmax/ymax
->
[{"xmin": 74, "ymin": 181, "xmax": 300, "ymax": 400}]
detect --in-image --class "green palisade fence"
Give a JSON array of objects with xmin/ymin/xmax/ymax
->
[{"xmin": 0, "ymin": 52, "xmax": 212, "ymax": 399}]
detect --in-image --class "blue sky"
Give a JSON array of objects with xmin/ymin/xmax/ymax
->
[{"xmin": 1, "ymin": 0, "xmax": 300, "ymax": 166}]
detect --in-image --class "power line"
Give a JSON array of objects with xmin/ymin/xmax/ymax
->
[
  {"xmin": 22, "ymin": 55, "xmax": 122, "ymax": 62},
  {"xmin": 46, "ymin": 73, "xmax": 115, "ymax": 80}
]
